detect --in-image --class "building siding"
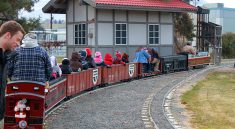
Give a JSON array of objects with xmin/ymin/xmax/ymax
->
[
  {"xmin": 128, "ymin": 11, "xmax": 147, "ymax": 22},
  {"xmin": 148, "ymin": 11, "xmax": 160, "ymax": 23},
  {"xmin": 114, "ymin": 10, "xmax": 127, "ymax": 21},
  {"xmin": 97, "ymin": 23, "xmax": 113, "ymax": 45},
  {"xmin": 160, "ymin": 25, "xmax": 173, "ymax": 45},
  {"xmin": 129, "ymin": 24, "xmax": 146, "ymax": 45},
  {"xmin": 65, "ymin": 0, "xmax": 175, "ymax": 59}
]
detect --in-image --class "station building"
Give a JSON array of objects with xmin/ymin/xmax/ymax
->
[{"xmin": 43, "ymin": 0, "xmax": 197, "ymax": 60}]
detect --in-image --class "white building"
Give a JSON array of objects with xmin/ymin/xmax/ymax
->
[
  {"xmin": 203, "ymin": 3, "xmax": 235, "ymax": 34},
  {"xmin": 43, "ymin": 0, "xmax": 196, "ymax": 60}
]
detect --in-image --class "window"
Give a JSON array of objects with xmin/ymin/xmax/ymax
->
[
  {"xmin": 148, "ymin": 24, "xmax": 159, "ymax": 45},
  {"xmin": 115, "ymin": 23, "xmax": 127, "ymax": 45},
  {"xmin": 75, "ymin": 24, "xmax": 86, "ymax": 45}
]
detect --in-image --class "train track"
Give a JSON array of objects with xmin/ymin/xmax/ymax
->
[
  {"xmin": 43, "ymin": 64, "xmax": 233, "ymax": 129},
  {"xmin": 161, "ymin": 63, "xmax": 233, "ymax": 129}
]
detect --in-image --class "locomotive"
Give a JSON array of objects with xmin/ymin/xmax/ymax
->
[{"xmin": 3, "ymin": 52, "xmax": 210, "ymax": 129}]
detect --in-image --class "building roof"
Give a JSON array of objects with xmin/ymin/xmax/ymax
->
[
  {"xmin": 84, "ymin": 0, "xmax": 197, "ymax": 12},
  {"xmin": 42, "ymin": 0, "xmax": 67, "ymax": 14},
  {"xmin": 43, "ymin": 0, "xmax": 197, "ymax": 14}
]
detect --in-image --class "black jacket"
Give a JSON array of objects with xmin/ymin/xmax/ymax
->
[{"xmin": 0, "ymin": 49, "xmax": 9, "ymax": 120}]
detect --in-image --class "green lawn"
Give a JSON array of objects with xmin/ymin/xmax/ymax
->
[{"xmin": 181, "ymin": 72, "xmax": 235, "ymax": 129}]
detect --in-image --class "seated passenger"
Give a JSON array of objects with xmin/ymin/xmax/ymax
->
[
  {"xmin": 61, "ymin": 58, "xmax": 72, "ymax": 74},
  {"xmin": 113, "ymin": 50, "xmax": 125, "ymax": 65},
  {"xmin": 79, "ymin": 50, "xmax": 89, "ymax": 70},
  {"xmin": 134, "ymin": 47, "xmax": 150, "ymax": 73},
  {"xmin": 104, "ymin": 53, "xmax": 113, "ymax": 66},
  {"xmin": 85, "ymin": 48, "xmax": 96, "ymax": 68},
  {"xmin": 8, "ymin": 33, "xmax": 52, "ymax": 85},
  {"xmin": 50, "ymin": 55, "xmax": 62, "ymax": 79},
  {"xmin": 70, "ymin": 51, "xmax": 83, "ymax": 72},
  {"xmin": 149, "ymin": 48, "xmax": 160, "ymax": 71},
  {"xmin": 94, "ymin": 51, "xmax": 106, "ymax": 66},
  {"xmin": 182, "ymin": 42, "xmax": 196, "ymax": 55},
  {"xmin": 122, "ymin": 53, "xmax": 129, "ymax": 63}
]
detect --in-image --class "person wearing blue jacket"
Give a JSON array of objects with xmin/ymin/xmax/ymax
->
[{"xmin": 134, "ymin": 47, "xmax": 151, "ymax": 73}]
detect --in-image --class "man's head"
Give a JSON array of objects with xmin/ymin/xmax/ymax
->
[
  {"xmin": 0, "ymin": 21, "xmax": 25, "ymax": 51},
  {"xmin": 21, "ymin": 33, "xmax": 38, "ymax": 48}
]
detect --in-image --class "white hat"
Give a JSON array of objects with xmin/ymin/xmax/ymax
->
[{"xmin": 21, "ymin": 33, "xmax": 38, "ymax": 48}]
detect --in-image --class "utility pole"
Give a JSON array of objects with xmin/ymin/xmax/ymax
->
[{"xmin": 50, "ymin": 13, "xmax": 53, "ymax": 30}]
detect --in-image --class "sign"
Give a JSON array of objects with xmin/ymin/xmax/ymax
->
[
  {"xmin": 129, "ymin": 64, "xmax": 135, "ymax": 77},
  {"xmin": 93, "ymin": 69, "xmax": 99, "ymax": 85}
]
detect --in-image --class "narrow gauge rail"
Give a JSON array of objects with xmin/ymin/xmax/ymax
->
[{"xmin": 3, "ymin": 53, "xmax": 210, "ymax": 129}]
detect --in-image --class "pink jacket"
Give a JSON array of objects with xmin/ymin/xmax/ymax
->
[{"xmin": 94, "ymin": 51, "xmax": 103, "ymax": 63}]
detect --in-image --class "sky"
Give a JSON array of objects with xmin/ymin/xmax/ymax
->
[
  {"xmin": 19, "ymin": 0, "xmax": 65, "ymax": 20},
  {"xmin": 20, "ymin": 0, "xmax": 235, "ymax": 20},
  {"xmin": 199, "ymin": 0, "xmax": 235, "ymax": 8}
]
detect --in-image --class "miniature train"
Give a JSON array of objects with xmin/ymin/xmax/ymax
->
[{"xmin": 3, "ymin": 52, "xmax": 210, "ymax": 129}]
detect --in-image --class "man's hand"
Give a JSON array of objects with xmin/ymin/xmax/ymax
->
[{"xmin": 45, "ymin": 81, "xmax": 49, "ymax": 93}]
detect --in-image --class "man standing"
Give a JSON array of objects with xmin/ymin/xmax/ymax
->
[{"xmin": 0, "ymin": 21, "xmax": 25, "ymax": 120}]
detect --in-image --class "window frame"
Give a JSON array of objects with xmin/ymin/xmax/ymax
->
[
  {"xmin": 148, "ymin": 24, "xmax": 160, "ymax": 45},
  {"xmin": 115, "ymin": 23, "xmax": 127, "ymax": 45},
  {"xmin": 74, "ymin": 23, "xmax": 87, "ymax": 45}
]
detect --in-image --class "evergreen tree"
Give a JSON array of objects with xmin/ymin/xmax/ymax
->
[
  {"xmin": 222, "ymin": 32, "xmax": 235, "ymax": 58},
  {"xmin": 0, "ymin": 0, "xmax": 39, "ymax": 20},
  {"xmin": 0, "ymin": 0, "xmax": 41, "ymax": 33}
]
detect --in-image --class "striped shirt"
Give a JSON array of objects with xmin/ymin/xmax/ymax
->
[{"xmin": 8, "ymin": 47, "xmax": 52, "ymax": 83}]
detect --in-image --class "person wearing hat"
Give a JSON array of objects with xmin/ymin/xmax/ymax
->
[
  {"xmin": 7, "ymin": 33, "xmax": 52, "ymax": 89},
  {"xmin": 61, "ymin": 58, "xmax": 73, "ymax": 74},
  {"xmin": 85, "ymin": 48, "xmax": 96, "ymax": 68},
  {"xmin": 182, "ymin": 42, "xmax": 196, "ymax": 55},
  {"xmin": 0, "ymin": 21, "xmax": 25, "ymax": 120}
]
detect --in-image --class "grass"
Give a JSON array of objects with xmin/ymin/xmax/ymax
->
[{"xmin": 181, "ymin": 72, "xmax": 235, "ymax": 129}]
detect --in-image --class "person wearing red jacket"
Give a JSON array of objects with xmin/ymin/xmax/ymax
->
[
  {"xmin": 113, "ymin": 50, "xmax": 125, "ymax": 65},
  {"xmin": 104, "ymin": 53, "xmax": 113, "ymax": 66}
]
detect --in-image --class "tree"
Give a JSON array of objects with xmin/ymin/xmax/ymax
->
[
  {"xmin": 222, "ymin": 32, "xmax": 235, "ymax": 58},
  {"xmin": 17, "ymin": 17, "xmax": 41, "ymax": 33},
  {"xmin": 174, "ymin": 12, "xmax": 195, "ymax": 53},
  {"xmin": 0, "ymin": 0, "xmax": 39, "ymax": 20},
  {"xmin": 174, "ymin": 13, "xmax": 195, "ymax": 40},
  {"xmin": 0, "ymin": 0, "xmax": 41, "ymax": 33}
]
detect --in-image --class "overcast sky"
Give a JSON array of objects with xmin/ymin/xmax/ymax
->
[
  {"xmin": 19, "ymin": 0, "xmax": 235, "ymax": 20},
  {"xmin": 19, "ymin": 0, "xmax": 65, "ymax": 20}
]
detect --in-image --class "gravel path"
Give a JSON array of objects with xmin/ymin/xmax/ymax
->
[{"xmin": 44, "ymin": 69, "xmax": 203, "ymax": 129}]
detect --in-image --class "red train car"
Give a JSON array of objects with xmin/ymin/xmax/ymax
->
[
  {"xmin": 188, "ymin": 52, "xmax": 210, "ymax": 68},
  {"xmin": 4, "ymin": 81, "xmax": 46, "ymax": 129},
  {"xmin": 45, "ymin": 77, "xmax": 67, "ymax": 112},
  {"xmin": 65, "ymin": 67, "xmax": 102, "ymax": 96}
]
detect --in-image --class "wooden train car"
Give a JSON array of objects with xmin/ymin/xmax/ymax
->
[{"xmin": 45, "ymin": 77, "xmax": 67, "ymax": 112}]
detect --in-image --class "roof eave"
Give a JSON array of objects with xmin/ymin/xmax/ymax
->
[
  {"xmin": 42, "ymin": 0, "xmax": 67, "ymax": 14},
  {"xmin": 95, "ymin": 5, "xmax": 197, "ymax": 13},
  {"xmin": 83, "ymin": 0, "xmax": 97, "ymax": 7}
]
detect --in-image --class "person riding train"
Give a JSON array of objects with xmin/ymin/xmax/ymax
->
[{"xmin": 182, "ymin": 42, "xmax": 196, "ymax": 55}]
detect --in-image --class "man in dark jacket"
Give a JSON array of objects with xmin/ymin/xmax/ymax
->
[{"xmin": 0, "ymin": 21, "xmax": 25, "ymax": 120}]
